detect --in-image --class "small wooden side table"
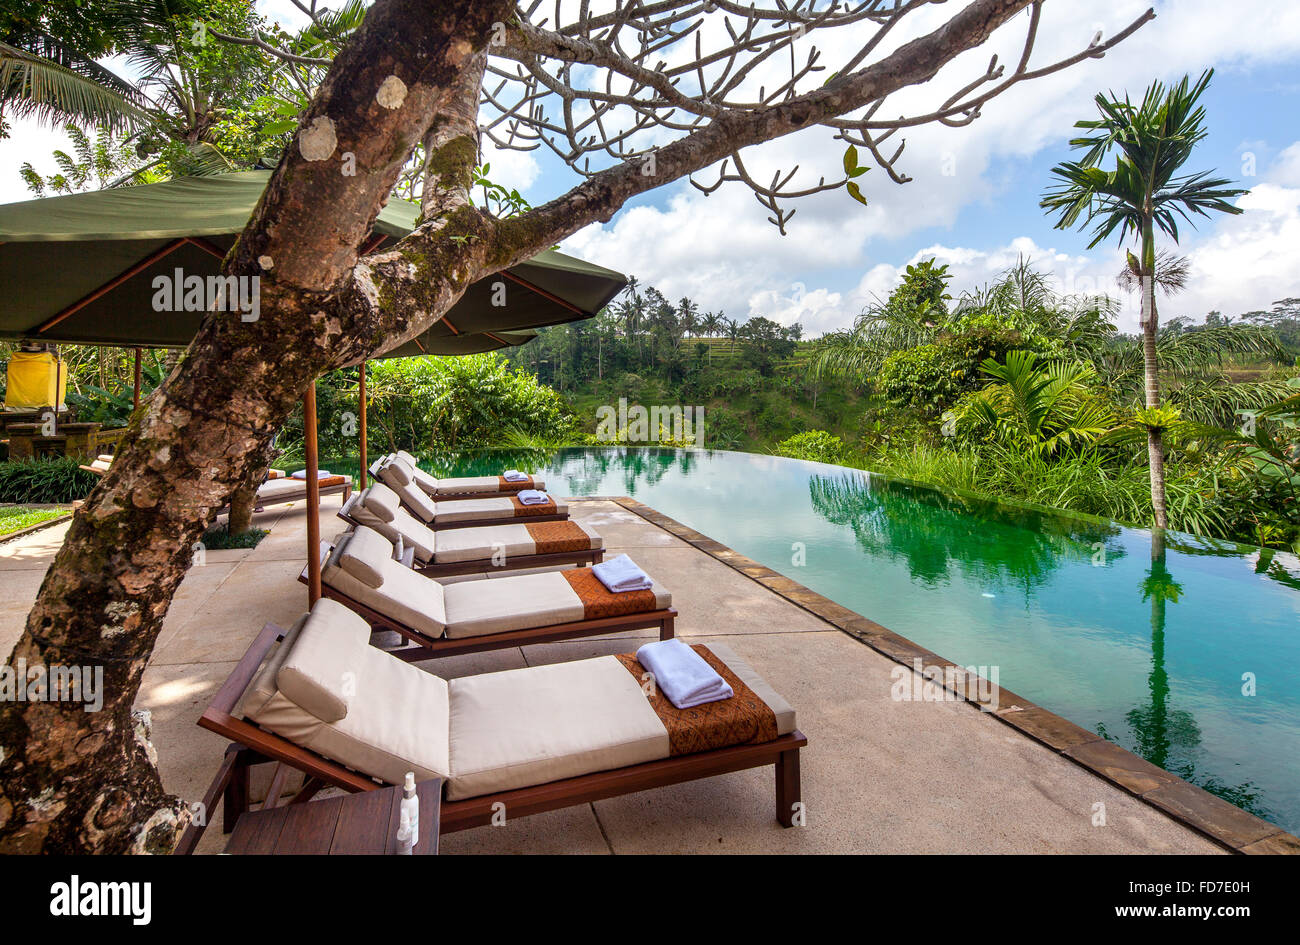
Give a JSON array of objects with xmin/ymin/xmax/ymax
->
[{"xmin": 224, "ymin": 779, "xmax": 442, "ymax": 855}]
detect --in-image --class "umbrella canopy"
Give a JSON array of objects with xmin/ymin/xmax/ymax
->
[{"xmin": 0, "ymin": 170, "xmax": 625, "ymax": 351}]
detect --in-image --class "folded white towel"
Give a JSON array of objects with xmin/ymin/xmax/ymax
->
[
  {"xmin": 592, "ymin": 553, "xmax": 652, "ymax": 593},
  {"xmin": 636, "ymin": 638, "xmax": 733, "ymax": 709},
  {"xmin": 503, "ymin": 469, "xmax": 529, "ymax": 482},
  {"xmin": 516, "ymin": 489, "xmax": 551, "ymax": 506},
  {"xmin": 291, "ymin": 469, "xmax": 333, "ymax": 480}
]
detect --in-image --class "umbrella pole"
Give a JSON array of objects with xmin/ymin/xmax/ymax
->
[
  {"xmin": 304, "ymin": 382, "xmax": 322, "ymax": 606},
  {"xmin": 132, "ymin": 347, "xmax": 142, "ymax": 410},
  {"xmin": 358, "ymin": 360, "xmax": 367, "ymax": 490}
]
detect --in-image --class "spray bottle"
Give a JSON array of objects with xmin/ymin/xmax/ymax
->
[{"xmin": 396, "ymin": 772, "xmax": 419, "ymax": 854}]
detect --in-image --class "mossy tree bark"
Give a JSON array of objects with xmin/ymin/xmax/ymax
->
[{"xmin": 0, "ymin": 0, "xmax": 1072, "ymax": 852}]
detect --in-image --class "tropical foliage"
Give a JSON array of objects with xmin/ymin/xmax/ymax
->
[
  {"xmin": 798, "ymin": 253, "xmax": 1300, "ymax": 548},
  {"xmin": 1041, "ymin": 69, "xmax": 1248, "ymax": 528},
  {"xmin": 0, "ymin": 457, "xmax": 98, "ymax": 504}
]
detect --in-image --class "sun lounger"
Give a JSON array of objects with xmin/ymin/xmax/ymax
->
[
  {"xmin": 217, "ymin": 473, "xmax": 353, "ymax": 516},
  {"xmin": 373, "ymin": 459, "xmax": 567, "ymax": 530},
  {"xmin": 374, "ymin": 451, "xmax": 547, "ymax": 497},
  {"xmin": 78, "ymin": 454, "xmax": 116, "ymax": 476},
  {"xmin": 339, "ymin": 483, "xmax": 602, "ymax": 576},
  {"xmin": 303, "ymin": 525, "xmax": 674, "ymax": 658},
  {"xmin": 174, "ymin": 598, "xmax": 805, "ymax": 852}
]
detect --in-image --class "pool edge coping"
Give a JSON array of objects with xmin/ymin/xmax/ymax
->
[{"xmin": 596, "ymin": 494, "xmax": 1300, "ymax": 856}]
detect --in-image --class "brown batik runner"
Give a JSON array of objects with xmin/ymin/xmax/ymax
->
[
  {"xmin": 510, "ymin": 495, "xmax": 556, "ymax": 516},
  {"xmin": 311, "ymin": 475, "xmax": 346, "ymax": 488},
  {"xmin": 561, "ymin": 567, "xmax": 657, "ymax": 618},
  {"xmin": 525, "ymin": 521, "xmax": 593, "ymax": 554},
  {"xmin": 616, "ymin": 645, "xmax": 778, "ymax": 756},
  {"xmin": 496, "ymin": 475, "xmax": 534, "ymax": 492}
]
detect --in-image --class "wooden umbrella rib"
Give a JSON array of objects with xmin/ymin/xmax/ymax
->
[
  {"xmin": 500, "ymin": 269, "xmax": 586, "ymax": 317},
  {"xmin": 183, "ymin": 236, "xmax": 227, "ymax": 259}
]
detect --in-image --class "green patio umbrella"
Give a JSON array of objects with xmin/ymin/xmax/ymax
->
[
  {"xmin": 0, "ymin": 171, "xmax": 625, "ymax": 602},
  {"xmin": 0, "ymin": 170, "xmax": 625, "ymax": 350}
]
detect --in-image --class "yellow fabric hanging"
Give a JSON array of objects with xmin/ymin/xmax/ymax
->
[{"xmin": 4, "ymin": 351, "xmax": 66, "ymax": 409}]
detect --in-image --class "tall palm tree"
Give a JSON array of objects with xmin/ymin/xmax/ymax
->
[
  {"xmin": 725, "ymin": 317, "xmax": 742, "ymax": 356},
  {"xmin": 699, "ymin": 311, "xmax": 723, "ymax": 364},
  {"xmin": 677, "ymin": 297, "xmax": 698, "ymax": 341},
  {"xmin": 1041, "ymin": 70, "xmax": 1247, "ymax": 528}
]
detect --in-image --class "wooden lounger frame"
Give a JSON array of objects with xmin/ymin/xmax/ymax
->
[
  {"xmin": 174, "ymin": 622, "xmax": 806, "ymax": 854},
  {"xmin": 302, "ymin": 543, "xmax": 674, "ymax": 659},
  {"xmin": 337, "ymin": 507, "xmax": 604, "ymax": 577}
]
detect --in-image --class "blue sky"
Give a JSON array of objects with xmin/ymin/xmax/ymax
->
[{"xmin": 3, "ymin": 0, "xmax": 1298, "ymax": 335}]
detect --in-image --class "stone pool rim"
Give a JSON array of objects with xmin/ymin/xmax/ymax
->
[{"xmin": 587, "ymin": 494, "xmax": 1300, "ymax": 855}]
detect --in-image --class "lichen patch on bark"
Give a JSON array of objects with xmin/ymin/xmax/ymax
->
[
  {"xmin": 376, "ymin": 75, "xmax": 408, "ymax": 109},
  {"xmin": 298, "ymin": 117, "xmax": 338, "ymax": 161}
]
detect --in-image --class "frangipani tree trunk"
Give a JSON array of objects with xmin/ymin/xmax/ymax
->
[{"xmin": 0, "ymin": 0, "xmax": 1150, "ymax": 853}]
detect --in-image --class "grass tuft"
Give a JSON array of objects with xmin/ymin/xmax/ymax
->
[{"xmin": 199, "ymin": 524, "xmax": 269, "ymax": 550}]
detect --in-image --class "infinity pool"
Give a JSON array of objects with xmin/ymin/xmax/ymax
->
[{"xmin": 424, "ymin": 446, "xmax": 1300, "ymax": 832}]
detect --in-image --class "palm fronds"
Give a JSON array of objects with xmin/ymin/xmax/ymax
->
[{"xmin": 0, "ymin": 39, "xmax": 145, "ymax": 132}]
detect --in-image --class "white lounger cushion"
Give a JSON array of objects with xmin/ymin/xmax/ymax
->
[
  {"xmin": 238, "ymin": 613, "xmax": 309, "ymax": 720},
  {"xmin": 344, "ymin": 487, "xmax": 437, "ymax": 564},
  {"xmin": 377, "ymin": 460, "xmax": 437, "ymax": 522},
  {"xmin": 432, "ymin": 495, "xmax": 569, "ymax": 524},
  {"xmin": 409, "ymin": 466, "xmax": 444, "ymax": 497},
  {"xmin": 256, "ymin": 475, "xmax": 351, "ymax": 501},
  {"xmin": 337, "ymin": 528, "xmax": 389, "ymax": 588},
  {"xmin": 431, "ymin": 475, "xmax": 547, "ymax": 495},
  {"xmin": 431, "ymin": 519, "xmax": 599, "ymax": 564},
  {"xmin": 442, "ymin": 571, "xmax": 586, "ymax": 638},
  {"xmin": 446, "ymin": 657, "xmax": 669, "ymax": 800},
  {"xmin": 275, "ymin": 597, "xmax": 367, "ymax": 722},
  {"xmin": 247, "ymin": 601, "xmax": 450, "ymax": 784},
  {"xmin": 432, "ymin": 523, "xmax": 533, "ymax": 563},
  {"xmin": 441, "ymin": 567, "xmax": 669, "ymax": 638},
  {"xmin": 246, "ymin": 602, "xmax": 795, "ymax": 800},
  {"xmin": 385, "ymin": 453, "xmax": 443, "ymax": 496},
  {"xmin": 361, "ymin": 482, "xmax": 400, "ymax": 522},
  {"xmin": 323, "ymin": 537, "xmax": 448, "ymax": 637},
  {"xmin": 389, "ymin": 452, "xmax": 545, "ymax": 497},
  {"xmin": 256, "ymin": 478, "xmax": 303, "ymax": 500}
]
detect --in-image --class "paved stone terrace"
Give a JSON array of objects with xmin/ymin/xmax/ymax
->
[{"xmin": 0, "ymin": 497, "xmax": 1237, "ymax": 853}]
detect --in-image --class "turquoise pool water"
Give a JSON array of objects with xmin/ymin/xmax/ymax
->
[{"xmin": 424, "ymin": 446, "xmax": 1300, "ymax": 833}]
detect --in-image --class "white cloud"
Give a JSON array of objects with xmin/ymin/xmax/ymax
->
[
  {"xmin": 479, "ymin": 136, "xmax": 541, "ymax": 194},
  {"xmin": 1270, "ymin": 142, "xmax": 1300, "ymax": 187},
  {"xmin": 0, "ymin": 119, "xmax": 78, "ymax": 205},
  {"xmin": 560, "ymin": 0, "xmax": 1300, "ymax": 336}
]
